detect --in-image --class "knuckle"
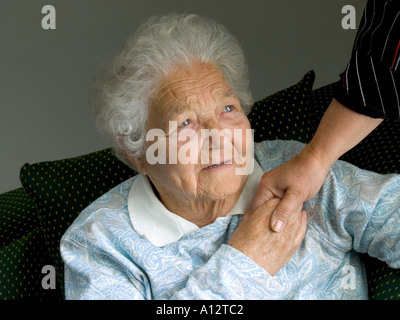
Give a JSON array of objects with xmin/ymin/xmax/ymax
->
[
  {"xmin": 262, "ymin": 170, "xmax": 273, "ymax": 179},
  {"xmin": 285, "ymin": 190, "xmax": 305, "ymax": 202}
]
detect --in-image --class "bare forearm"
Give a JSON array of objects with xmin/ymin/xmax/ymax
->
[{"xmin": 304, "ymin": 98, "xmax": 383, "ymax": 168}]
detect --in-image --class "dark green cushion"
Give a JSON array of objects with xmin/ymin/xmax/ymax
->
[
  {"xmin": 0, "ymin": 187, "xmax": 56, "ymax": 300},
  {"xmin": 248, "ymin": 70, "xmax": 316, "ymax": 144},
  {"xmin": 0, "ymin": 227, "xmax": 61, "ymax": 300},
  {"xmin": 19, "ymin": 148, "xmax": 136, "ymax": 295},
  {"xmin": 365, "ymin": 256, "xmax": 400, "ymax": 300},
  {"xmin": 340, "ymin": 120, "xmax": 400, "ymax": 175},
  {"xmin": 0, "ymin": 188, "xmax": 39, "ymax": 247}
]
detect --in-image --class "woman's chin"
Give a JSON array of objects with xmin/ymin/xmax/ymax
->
[{"xmin": 197, "ymin": 166, "xmax": 247, "ymax": 200}]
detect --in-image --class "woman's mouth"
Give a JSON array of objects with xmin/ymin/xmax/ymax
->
[
  {"xmin": 202, "ymin": 160, "xmax": 232, "ymax": 171},
  {"xmin": 206, "ymin": 163, "xmax": 225, "ymax": 169}
]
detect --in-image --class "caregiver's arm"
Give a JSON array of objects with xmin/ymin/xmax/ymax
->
[{"xmin": 252, "ymin": 98, "xmax": 383, "ymax": 232}]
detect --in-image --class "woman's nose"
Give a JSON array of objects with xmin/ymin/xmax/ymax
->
[{"xmin": 200, "ymin": 122, "xmax": 232, "ymax": 150}]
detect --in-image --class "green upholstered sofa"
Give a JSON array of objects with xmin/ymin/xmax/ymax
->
[{"xmin": 1, "ymin": 71, "xmax": 399, "ymax": 300}]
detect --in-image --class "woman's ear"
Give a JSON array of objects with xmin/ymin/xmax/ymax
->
[{"xmin": 123, "ymin": 151, "xmax": 147, "ymax": 175}]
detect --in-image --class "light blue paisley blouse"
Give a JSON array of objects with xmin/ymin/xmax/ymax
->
[{"xmin": 60, "ymin": 140, "xmax": 400, "ymax": 300}]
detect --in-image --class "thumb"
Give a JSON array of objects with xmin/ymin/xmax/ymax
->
[{"xmin": 270, "ymin": 192, "xmax": 304, "ymax": 232}]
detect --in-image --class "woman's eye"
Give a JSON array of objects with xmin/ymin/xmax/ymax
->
[
  {"xmin": 223, "ymin": 105, "xmax": 234, "ymax": 112},
  {"xmin": 179, "ymin": 119, "xmax": 191, "ymax": 127}
]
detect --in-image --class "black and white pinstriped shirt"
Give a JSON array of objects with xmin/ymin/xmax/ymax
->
[{"xmin": 334, "ymin": 0, "xmax": 400, "ymax": 120}]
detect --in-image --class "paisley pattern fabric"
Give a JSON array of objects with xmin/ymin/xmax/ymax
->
[{"xmin": 60, "ymin": 140, "xmax": 400, "ymax": 300}]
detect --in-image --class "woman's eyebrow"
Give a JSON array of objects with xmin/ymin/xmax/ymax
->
[
  {"xmin": 162, "ymin": 105, "xmax": 191, "ymax": 123},
  {"xmin": 211, "ymin": 87, "xmax": 235, "ymax": 100},
  {"xmin": 224, "ymin": 89, "xmax": 236, "ymax": 97}
]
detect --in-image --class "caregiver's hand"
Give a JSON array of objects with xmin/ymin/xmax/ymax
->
[
  {"xmin": 251, "ymin": 146, "xmax": 329, "ymax": 233},
  {"xmin": 228, "ymin": 198, "xmax": 307, "ymax": 276},
  {"xmin": 253, "ymin": 98, "xmax": 384, "ymax": 233}
]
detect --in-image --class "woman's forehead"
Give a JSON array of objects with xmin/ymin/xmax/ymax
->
[
  {"xmin": 158, "ymin": 86, "xmax": 236, "ymax": 122},
  {"xmin": 156, "ymin": 63, "xmax": 233, "ymax": 105}
]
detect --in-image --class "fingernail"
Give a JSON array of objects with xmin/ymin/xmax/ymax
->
[{"xmin": 272, "ymin": 220, "xmax": 284, "ymax": 232}]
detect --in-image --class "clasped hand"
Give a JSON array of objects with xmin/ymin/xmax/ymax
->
[{"xmin": 228, "ymin": 198, "xmax": 307, "ymax": 276}]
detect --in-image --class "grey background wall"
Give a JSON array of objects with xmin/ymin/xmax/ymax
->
[{"xmin": 0, "ymin": 0, "xmax": 366, "ymax": 193}]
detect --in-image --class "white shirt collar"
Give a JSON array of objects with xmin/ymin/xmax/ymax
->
[{"xmin": 128, "ymin": 162, "xmax": 264, "ymax": 247}]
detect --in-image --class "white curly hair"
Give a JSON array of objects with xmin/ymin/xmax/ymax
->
[{"xmin": 89, "ymin": 13, "xmax": 253, "ymax": 169}]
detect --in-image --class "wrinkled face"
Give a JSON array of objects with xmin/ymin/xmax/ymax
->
[{"xmin": 136, "ymin": 62, "xmax": 253, "ymax": 203}]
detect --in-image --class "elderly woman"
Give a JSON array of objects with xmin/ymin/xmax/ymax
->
[{"xmin": 61, "ymin": 13, "xmax": 400, "ymax": 300}]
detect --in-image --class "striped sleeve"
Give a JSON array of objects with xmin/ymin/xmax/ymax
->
[{"xmin": 334, "ymin": 0, "xmax": 400, "ymax": 120}]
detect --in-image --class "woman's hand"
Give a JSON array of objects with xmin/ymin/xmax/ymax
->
[
  {"xmin": 251, "ymin": 145, "xmax": 330, "ymax": 232},
  {"xmin": 228, "ymin": 198, "xmax": 307, "ymax": 276}
]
